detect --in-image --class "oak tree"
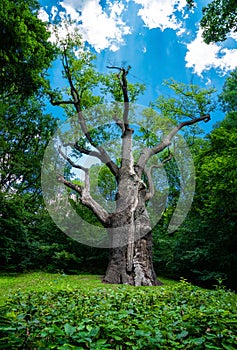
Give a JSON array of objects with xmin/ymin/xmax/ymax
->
[{"xmin": 43, "ymin": 37, "xmax": 215, "ymax": 286}]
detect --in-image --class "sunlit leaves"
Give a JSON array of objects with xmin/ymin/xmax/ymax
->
[
  {"xmin": 218, "ymin": 68, "xmax": 237, "ymax": 113},
  {"xmin": 0, "ymin": 0, "xmax": 56, "ymax": 96},
  {"xmin": 200, "ymin": 0, "xmax": 237, "ymax": 43},
  {"xmin": 153, "ymin": 78, "xmax": 216, "ymax": 123}
]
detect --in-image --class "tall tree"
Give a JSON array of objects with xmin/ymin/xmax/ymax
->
[
  {"xmin": 0, "ymin": 96, "xmax": 58, "ymax": 271},
  {"xmin": 42, "ymin": 36, "xmax": 215, "ymax": 286},
  {"xmin": 0, "ymin": 97, "xmax": 57, "ymax": 195},
  {"xmin": 0, "ymin": 0, "xmax": 55, "ymax": 97},
  {"xmin": 0, "ymin": 0, "xmax": 58, "ymax": 271}
]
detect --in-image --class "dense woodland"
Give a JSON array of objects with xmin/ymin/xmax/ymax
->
[{"xmin": 0, "ymin": 0, "xmax": 237, "ymax": 289}]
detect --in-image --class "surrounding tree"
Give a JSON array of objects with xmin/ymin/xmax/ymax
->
[
  {"xmin": 218, "ymin": 68, "xmax": 237, "ymax": 113},
  {"xmin": 43, "ymin": 35, "xmax": 215, "ymax": 286},
  {"xmin": 200, "ymin": 0, "xmax": 237, "ymax": 43},
  {"xmin": 153, "ymin": 69, "xmax": 237, "ymax": 290},
  {"xmin": 171, "ymin": 113, "xmax": 236, "ymax": 289},
  {"xmin": 0, "ymin": 0, "xmax": 60, "ymax": 272},
  {"xmin": 0, "ymin": 96, "xmax": 58, "ymax": 271},
  {"xmin": 0, "ymin": 97, "xmax": 57, "ymax": 195},
  {"xmin": 0, "ymin": 0, "xmax": 55, "ymax": 97}
]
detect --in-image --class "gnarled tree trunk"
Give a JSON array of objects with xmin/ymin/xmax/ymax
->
[
  {"xmin": 103, "ymin": 174, "xmax": 162, "ymax": 286},
  {"xmin": 103, "ymin": 233, "xmax": 162, "ymax": 286}
]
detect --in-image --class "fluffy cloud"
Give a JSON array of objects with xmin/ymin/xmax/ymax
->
[
  {"xmin": 38, "ymin": 8, "xmax": 49, "ymax": 22},
  {"xmin": 133, "ymin": 0, "xmax": 188, "ymax": 34},
  {"xmin": 44, "ymin": 0, "xmax": 130, "ymax": 52},
  {"xmin": 185, "ymin": 28, "xmax": 237, "ymax": 76}
]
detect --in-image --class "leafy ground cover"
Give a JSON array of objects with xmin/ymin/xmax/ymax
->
[{"xmin": 0, "ymin": 273, "xmax": 236, "ymax": 349}]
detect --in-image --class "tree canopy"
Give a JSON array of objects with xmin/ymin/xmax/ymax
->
[
  {"xmin": 0, "ymin": 0, "xmax": 55, "ymax": 97},
  {"xmin": 200, "ymin": 0, "xmax": 237, "ymax": 43}
]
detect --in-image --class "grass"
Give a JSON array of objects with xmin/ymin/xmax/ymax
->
[
  {"xmin": 0, "ymin": 272, "xmax": 178, "ymax": 305},
  {"xmin": 0, "ymin": 272, "xmax": 103, "ymax": 305}
]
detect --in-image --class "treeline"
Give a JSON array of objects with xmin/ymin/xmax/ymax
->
[
  {"xmin": 0, "ymin": 0, "xmax": 236, "ymax": 289},
  {"xmin": 153, "ymin": 78, "xmax": 237, "ymax": 289}
]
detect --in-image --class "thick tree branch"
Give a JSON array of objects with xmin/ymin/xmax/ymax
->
[
  {"xmin": 107, "ymin": 65, "xmax": 131, "ymax": 132},
  {"xmin": 64, "ymin": 142, "xmax": 102, "ymax": 158},
  {"xmin": 62, "ymin": 142, "xmax": 119, "ymax": 177},
  {"xmin": 152, "ymin": 114, "xmax": 210, "ymax": 154},
  {"xmin": 57, "ymin": 171, "xmax": 110, "ymax": 225},
  {"xmin": 144, "ymin": 154, "xmax": 173, "ymax": 200},
  {"xmin": 136, "ymin": 114, "xmax": 210, "ymax": 176},
  {"xmin": 57, "ymin": 175, "xmax": 83, "ymax": 195},
  {"xmin": 113, "ymin": 114, "xmax": 125, "ymax": 133}
]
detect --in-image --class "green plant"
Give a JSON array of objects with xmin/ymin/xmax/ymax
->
[{"xmin": 0, "ymin": 274, "xmax": 236, "ymax": 349}]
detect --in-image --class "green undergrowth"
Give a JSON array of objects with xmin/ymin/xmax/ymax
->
[
  {"xmin": 0, "ymin": 273, "xmax": 106, "ymax": 306},
  {"xmin": 0, "ymin": 273, "xmax": 236, "ymax": 349}
]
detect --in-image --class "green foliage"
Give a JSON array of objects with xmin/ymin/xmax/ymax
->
[
  {"xmin": 0, "ymin": 96, "xmax": 57, "ymax": 194},
  {"xmin": 200, "ymin": 0, "xmax": 237, "ymax": 43},
  {"xmin": 152, "ymin": 70, "xmax": 237, "ymax": 291},
  {"xmin": 186, "ymin": 0, "xmax": 195, "ymax": 9},
  {"xmin": 154, "ymin": 79, "xmax": 216, "ymax": 123},
  {"xmin": 0, "ymin": 276, "xmax": 236, "ymax": 349},
  {"xmin": 90, "ymin": 165, "xmax": 117, "ymax": 204},
  {"xmin": 218, "ymin": 68, "xmax": 237, "ymax": 113},
  {"xmin": 0, "ymin": 95, "xmax": 60, "ymax": 272},
  {"xmin": 154, "ymin": 115, "xmax": 237, "ymax": 289},
  {"xmin": 0, "ymin": 0, "xmax": 56, "ymax": 96},
  {"xmin": 101, "ymin": 72, "xmax": 146, "ymax": 103}
]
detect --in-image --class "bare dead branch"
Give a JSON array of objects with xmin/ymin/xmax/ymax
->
[
  {"xmin": 136, "ymin": 114, "xmax": 210, "ymax": 175},
  {"xmin": 58, "ymin": 146, "xmax": 88, "ymax": 172},
  {"xmin": 57, "ymin": 173, "xmax": 110, "ymax": 225},
  {"xmin": 57, "ymin": 174, "xmax": 83, "ymax": 195},
  {"xmin": 107, "ymin": 65, "xmax": 131, "ymax": 131}
]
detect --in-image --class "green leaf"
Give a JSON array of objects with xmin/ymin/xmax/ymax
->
[
  {"xmin": 176, "ymin": 330, "xmax": 189, "ymax": 339},
  {"xmin": 64, "ymin": 323, "xmax": 76, "ymax": 336}
]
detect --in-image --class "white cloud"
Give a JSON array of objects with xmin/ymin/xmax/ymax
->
[
  {"xmin": 51, "ymin": 6, "xmax": 58, "ymax": 21},
  {"xmin": 185, "ymin": 28, "xmax": 237, "ymax": 76},
  {"xmin": 38, "ymin": 8, "xmax": 49, "ymax": 22},
  {"xmin": 133, "ymin": 0, "xmax": 187, "ymax": 33},
  {"xmin": 59, "ymin": 2, "xmax": 81, "ymax": 21},
  {"xmin": 229, "ymin": 30, "xmax": 237, "ymax": 41},
  {"xmin": 49, "ymin": 0, "xmax": 131, "ymax": 52}
]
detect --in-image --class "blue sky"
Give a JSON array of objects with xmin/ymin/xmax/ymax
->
[{"xmin": 38, "ymin": 0, "xmax": 237, "ymax": 133}]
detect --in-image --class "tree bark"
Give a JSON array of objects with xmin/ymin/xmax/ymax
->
[
  {"xmin": 102, "ymin": 189, "xmax": 162, "ymax": 286},
  {"xmin": 103, "ymin": 232, "xmax": 162, "ymax": 286}
]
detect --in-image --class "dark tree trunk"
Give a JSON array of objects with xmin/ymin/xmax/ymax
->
[
  {"xmin": 103, "ymin": 232, "xmax": 162, "ymax": 286},
  {"xmin": 102, "ymin": 188, "xmax": 162, "ymax": 286}
]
